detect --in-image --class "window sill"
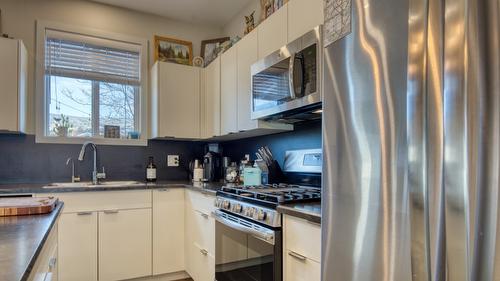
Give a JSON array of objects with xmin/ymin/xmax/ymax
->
[{"xmin": 35, "ymin": 135, "xmax": 148, "ymax": 146}]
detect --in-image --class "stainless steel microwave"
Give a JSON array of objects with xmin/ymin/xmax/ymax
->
[{"xmin": 251, "ymin": 26, "xmax": 322, "ymax": 121}]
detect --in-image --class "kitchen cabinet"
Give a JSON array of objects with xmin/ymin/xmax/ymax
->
[
  {"xmin": 99, "ymin": 208, "xmax": 152, "ymax": 281},
  {"xmin": 58, "ymin": 212, "xmax": 98, "ymax": 281},
  {"xmin": 283, "ymin": 215, "xmax": 321, "ymax": 281},
  {"xmin": 0, "ymin": 37, "xmax": 27, "ymax": 133},
  {"xmin": 28, "ymin": 223, "xmax": 58, "ymax": 281},
  {"xmin": 257, "ymin": 4, "xmax": 288, "ymax": 59},
  {"xmin": 184, "ymin": 190, "xmax": 216, "ymax": 281},
  {"xmin": 220, "ymin": 46, "xmax": 238, "ymax": 135},
  {"xmin": 287, "ymin": 0, "xmax": 324, "ymax": 42},
  {"xmin": 39, "ymin": 191, "xmax": 152, "ymax": 281},
  {"xmin": 151, "ymin": 62, "xmax": 201, "ymax": 139},
  {"xmin": 153, "ymin": 188, "xmax": 185, "ymax": 275},
  {"xmin": 201, "ymin": 57, "xmax": 221, "ymax": 138}
]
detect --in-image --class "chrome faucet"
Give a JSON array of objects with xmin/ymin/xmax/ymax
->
[
  {"xmin": 66, "ymin": 157, "xmax": 80, "ymax": 183},
  {"xmin": 78, "ymin": 141, "xmax": 106, "ymax": 185}
]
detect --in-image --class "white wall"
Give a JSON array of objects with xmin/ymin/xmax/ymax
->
[
  {"xmin": 223, "ymin": 0, "xmax": 261, "ymax": 39},
  {"xmin": 0, "ymin": 0, "xmax": 223, "ymax": 133}
]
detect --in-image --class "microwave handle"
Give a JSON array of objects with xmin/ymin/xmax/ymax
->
[{"xmin": 288, "ymin": 52, "xmax": 296, "ymax": 99}]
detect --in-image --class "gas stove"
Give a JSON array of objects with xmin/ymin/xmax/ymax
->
[{"xmin": 215, "ymin": 183, "xmax": 321, "ymax": 228}]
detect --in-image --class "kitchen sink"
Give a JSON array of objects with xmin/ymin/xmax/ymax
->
[{"xmin": 42, "ymin": 181, "xmax": 144, "ymax": 189}]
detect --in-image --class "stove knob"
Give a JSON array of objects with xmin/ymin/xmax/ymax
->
[
  {"xmin": 223, "ymin": 200, "xmax": 231, "ymax": 209},
  {"xmin": 252, "ymin": 209, "xmax": 260, "ymax": 220},
  {"xmin": 235, "ymin": 204, "xmax": 243, "ymax": 213},
  {"xmin": 247, "ymin": 207, "xmax": 255, "ymax": 217},
  {"xmin": 257, "ymin": 210, "xmax": 267, "ymax": 221}
]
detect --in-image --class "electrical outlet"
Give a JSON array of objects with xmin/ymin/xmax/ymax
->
[{"xmin": 167, "ymin": 155, "xmax": 179, "ymax": 167}]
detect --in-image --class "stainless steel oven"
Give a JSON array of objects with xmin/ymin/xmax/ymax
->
[
  {"xmin": 213, "ymin": 209, "xmax": 282, "ymax": 281},
  {"xmin": 251, "ymin": 26, "xmax": 322, "ymax": 121}
]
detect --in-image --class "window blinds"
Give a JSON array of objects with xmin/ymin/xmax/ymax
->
[{"xmin": 45, "ymin": 30, "xmax": 141, "ymax": 86}]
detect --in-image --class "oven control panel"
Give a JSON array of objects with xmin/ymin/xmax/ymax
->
[{"xmin": 215, "ymin": 197, "xmax": 281, "ymax": 227}]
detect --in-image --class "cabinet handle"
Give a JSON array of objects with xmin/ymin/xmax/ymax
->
[
  {"xmin": 77, "ymin": 212, "xmax": 92, "ymax": 216},
  {"xmin": 288, "ymin": 250, "xmax": 307, "ymax": 261},
  {"xmin": 48, "ymin": 257, "xmax": 57, "ymax": 270},
  {"xmin": 200, "ymin": 213, "xmax": 209, "ymax": 219},
  {"xmin": 103, "ymin": 210, "xmax": 119, "ymax": 214},
  {"xmin": 200, "ymin": 249, "xmax": 208, "ymax": 256},
  {"xmin": 157, "ymin": 188, "xmax": 169, "ymax": 192}
]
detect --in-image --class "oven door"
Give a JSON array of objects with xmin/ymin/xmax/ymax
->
[
  {"xmin": 213, "ymin": 209, "xmax": 282, "ymax": 281},
  {"xmin": 251, "ymin": 26, "xmax": 322, "ymax": 120}
]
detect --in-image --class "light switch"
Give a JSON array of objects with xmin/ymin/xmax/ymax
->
[{"xmin": 167, "ymin": 155, "xmax": 179, "ymax": 167}]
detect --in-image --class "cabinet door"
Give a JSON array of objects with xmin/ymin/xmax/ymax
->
[
  {"xmin": 257, "ymin": 4, "xmax": 288, "ymax": 59},
  {"xmin": 158, "ymin": 63, "xmax": 201, "ymax": 138},
  {"xmin": 0, "ymin": 38, "xmax": 21, "ymax": 132},
  {"xmin": 284, "ymin": 249, "xmax": 321, "ymax": 281},
  {"xmin": 220, "ymin": 46, "xmax": 238, "ymax": 135},
  {"xmin": 287, "ymin": 0, "xmax": 324, "ymax": 42},
  {"xmin": 202, "ymin": 57, "xmax": 221, "ymax": 138},
  {"xmin": 153, "ymin": 189, "xmax": 185, "ymax": 275},
  {"xmin": 99, "ymin": 208, "xmax": 152, "ymax": 281},
  {"xmin": 58, "ymin": 212, "xmax": 98, "ymax": 281},
  {"xmin": 237, "ymin": 30, "xmax": 259, "ymax": 131}
]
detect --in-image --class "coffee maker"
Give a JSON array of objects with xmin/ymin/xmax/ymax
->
[{"xmin": 203, "ymin": 151, "xmax": 221, "ymax": 182}]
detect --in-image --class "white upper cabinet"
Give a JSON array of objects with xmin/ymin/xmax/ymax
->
[
  {"xmin": 220, "ymin": 46, "xmax": 238, "ymax": 135},
  {"xmin": 257, "ymin": 4, "xmax": 288, "ymax": 59},
  {"xmin": 287, "ymin": 0, "xmax": 324, "ymax": 42},
  {"xmin": 202, "ymin": 57, "xmax": 221, "ymax": 139},
  {"xmin": 0, "ymin": 38, "xmax": 27, "ymax": 133},
  {"xmin": 153, "ymin": 188, "xmax": 185, "ymax": 275},
  {"xmin": 236, "ymin": 30, "xmax": 259, "ymax": 131},
  {"xmin": 151, "ymin": 62, "xmax": 201, "ymax": 139}
]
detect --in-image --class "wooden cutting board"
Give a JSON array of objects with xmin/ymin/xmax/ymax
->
[{"xmin": 0, "ymin": 197, "xmax": 59, "ymax": 217}]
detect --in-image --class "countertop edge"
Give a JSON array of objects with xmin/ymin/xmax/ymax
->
[
  {"xmin": 277, "ymin": 204, "xmax": 321, "ymax": 225},
  {"xmin": 20, "ymin": 202, "xmax": 64, "ymax": 281}
]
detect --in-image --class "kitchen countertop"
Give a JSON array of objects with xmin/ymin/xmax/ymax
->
[
  {"xmin": 0, "ymin": 181, "xmax": 223, "ymax": 196},
  {"xmin": 277, "ymin": 202, "xmax": 321, "ymax": 224},
  {"xmin": 0, "ymin": 201, "xmax": 63, "ymax": 281}
]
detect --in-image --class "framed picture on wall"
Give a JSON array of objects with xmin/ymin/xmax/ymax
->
[
  {"xmin": 200, "ymin": 37, "xmax": 230, "ymax": 67},
  {"xmin": 154, "ymin": 35, "xmax": 193, "ymax": 65}
]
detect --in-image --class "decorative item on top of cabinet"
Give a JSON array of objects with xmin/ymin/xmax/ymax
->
[
  {"xmin": 154, "ymin": 35, "xmax": 193, "ymax": 65},
  {"xmin": 244, "ymin": 11, "xmax": 256, "ymax": 35},
  {"xmin": 261, "ymin": 0, "xmax": 288, "ymax": 21},
  {"xmin": 193, "ymin": 56, "xmax": 204, "ymax": 67},
  {"xmin": 200, "ymin": 37, "xmax": 230, "ymax": 67}
]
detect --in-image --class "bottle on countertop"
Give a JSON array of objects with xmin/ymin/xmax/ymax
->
[
  {"xmin": 193, "ymin": 159, "xmax": 204, "ymax": 183},
  {"xmin": 146, "ymin": 156, "xmax": 157, "ymax": 182},
  {"xmin": 238, "ymin": 154, "xmax": 250, "ymax": 184}
]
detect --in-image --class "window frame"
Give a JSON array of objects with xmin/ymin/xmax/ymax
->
[{"xmin": 35, "ymin": 21, "xmax": 148, "ymax": 146}]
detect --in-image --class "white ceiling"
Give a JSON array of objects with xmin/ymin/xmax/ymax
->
[{"xmin": 92, "ymin": 0, "xmax": 254, "ymax": 27}]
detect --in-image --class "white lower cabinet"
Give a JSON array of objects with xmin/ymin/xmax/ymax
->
[
  {"xmin": 28, "ymin": 223, "xmax": 58, "ymax": 281},
  {"xmin": 99, "ymin": 208, "xmax": 152, "ymax": 281},
  {"xmin": 58, "ymin": 212, "xmax": 98, "ymax": 281},
  {"xmin": 283, "ymin": 215, "xmax": 321, "ymax": 281},
  {"xmin": 153, "ymin": 188, "xmax": 185, "ymax": 275},
  {"xmin": 185, "ymin": 190, "xmax": 216, "ymax": 281}
]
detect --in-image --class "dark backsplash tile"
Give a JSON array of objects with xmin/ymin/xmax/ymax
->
[{"xmin": 0, "ymin": 120, "xmax": 321, "ymax": 184}]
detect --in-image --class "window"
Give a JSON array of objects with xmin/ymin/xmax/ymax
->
[{"xmin": 36, "ymin": 23, "xmax": 147, "ymax": 145}]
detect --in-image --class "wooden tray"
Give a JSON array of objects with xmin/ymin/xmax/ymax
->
[{"xmin": 0, "ymin": 197, "xmax": 59, "ymax": 217}]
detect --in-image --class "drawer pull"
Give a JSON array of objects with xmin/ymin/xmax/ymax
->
[
  {"xmin": 103, "ymin": 210, "xmax": 119, "ymax": 214},
  {"xmin": 288, "ymin": 251, "xmax": 307, "ymax": 261},
  {"xmin": 157, "ymin": 188, "xmax": 169, "ymax": 192},
  {"xmin": 200, "ymin": 249, "xmax": 208, "ymax": 256},
  {"xmin": 77, "ymin": 212, "xmax": 92, "ymax": 216},
  {"xmin": 200, "ymin": 213, "xmax": 209, "ymax": 219},
  {"xmin": 48, "ymin": 257, "xmax": 57, "ymax": 270}
]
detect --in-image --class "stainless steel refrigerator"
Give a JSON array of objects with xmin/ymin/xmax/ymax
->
[{"xmin": 321, "ymin": 0, "xmax": 500, "ymax": 280}]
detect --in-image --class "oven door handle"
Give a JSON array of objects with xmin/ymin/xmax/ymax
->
[{"xmin": 212, "ymin": 210, "xmax": 276, "ymax": 245}]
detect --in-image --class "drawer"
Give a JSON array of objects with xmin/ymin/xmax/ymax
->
[
  {"xmin": 28, "ymin": 223, "xmax": 58, "ymax": 281},
  {"xmin": 191, "ymin": 242, "xmax": 215, "ymax": 281},
  {"xmin": 185, "ymin": 189, "xmax": 216, "ymax": 215},
  {"xmin": 284, "ymin": 215, "xmax": 321, "ymax": 262},
  {"xmin": 39, "ymin": 190, "xmax": 151, "ymax": 213},
  {"xmin": 284, "ymin": 249, "xmax": 321, "ymax": 281}
]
